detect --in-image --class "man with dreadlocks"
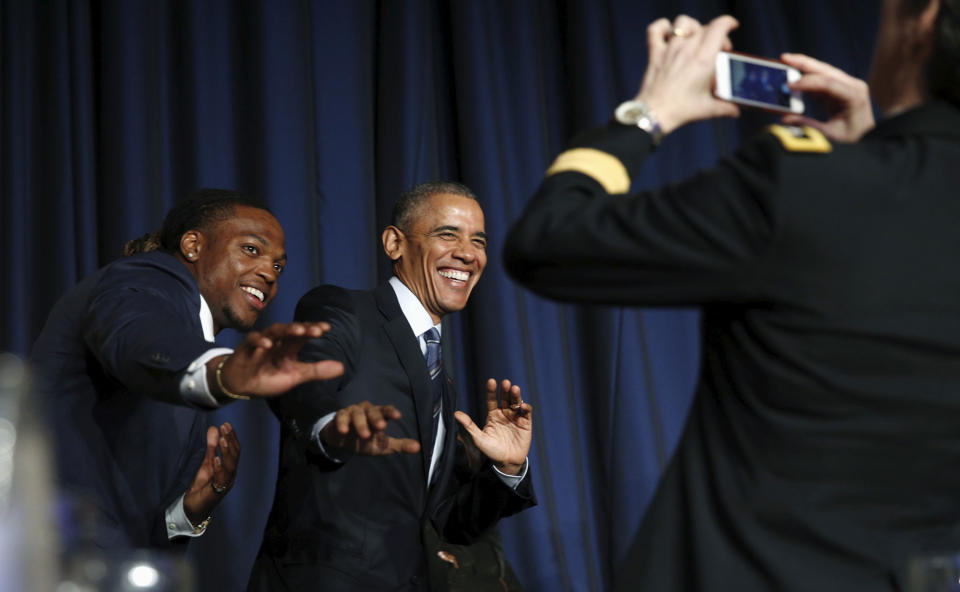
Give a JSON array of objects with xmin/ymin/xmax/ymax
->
[{"xmin": 31, "ymin": 188, "xmax": 344, "ymax": 551}]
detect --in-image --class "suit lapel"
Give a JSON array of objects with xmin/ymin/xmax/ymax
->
[{"xmin": 375, "ymin": 284, "xmax": 435, "ymax": 484}]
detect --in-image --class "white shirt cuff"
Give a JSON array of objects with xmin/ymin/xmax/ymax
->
[
  {"xmin": 179, "ymin": 348, "xmax": 234, "ymax": 408},
  {"xmin": 492, "ymin": 457, "xmax": 528, "ymax": 490},
  {"xmin": 165, "ymin": 493, "xmax": 207, "ymax": 539},
  {"xmin": 310, "ymin": 412, "xmax": 346, "ymax": 462}
]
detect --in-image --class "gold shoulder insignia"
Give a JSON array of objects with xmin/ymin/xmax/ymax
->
[
  {"xmin": 546, "ymin": 148, "xmax": 630, "ymax": 194},
  {"xmin": 765, "ymin": 125, "xmax": 832, "ymax": 153}
]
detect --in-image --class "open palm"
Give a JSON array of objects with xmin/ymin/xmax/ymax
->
[{"xmin": 454, "ymin": 378, "xmax": 532, "ymax": 473}]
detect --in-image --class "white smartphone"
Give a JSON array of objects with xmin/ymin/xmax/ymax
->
[{"xmin": 714, "ymin": 51, "xmax": 804, "ymax": 114}]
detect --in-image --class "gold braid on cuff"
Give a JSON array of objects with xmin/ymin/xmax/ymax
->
[{"xmin": 215, "ymin": 356, "xmax": 250, "ymax": 400}]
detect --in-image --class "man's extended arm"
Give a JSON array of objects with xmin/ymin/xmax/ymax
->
[
  {"xmin": 84, "ymin": 262, "xmax": 343, "ymax": 407},
  {"xmin": 271, "ymin": 285, "xmax": 425, "ymax": 463}
]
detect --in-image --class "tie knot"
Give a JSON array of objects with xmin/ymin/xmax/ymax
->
[{"xmin": 424, "ymin": 327, "xmax": 440, "ymax": 345}]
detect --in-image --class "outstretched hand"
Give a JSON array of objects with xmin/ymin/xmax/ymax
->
[
  {"xmin": 210, "ymin": 322, "xmax": 345, "ymax": 400},
  {"xmin": 780, "ymin": 52, "xmax": 875, "ymax": 142},
  {"xmin": 635, "ymin": 14, "xmax": 741, "ymax": 135},
  {"xmin": 183, "ymin": 422, "xmax": 239, "ymax": 527},
  {"xmin": 320, "ymin": 401, "xmax": 421, "ymax": 456},
  {"xmin": 454, "ymin": 378, "xmax": 533, "ymax": 476}
]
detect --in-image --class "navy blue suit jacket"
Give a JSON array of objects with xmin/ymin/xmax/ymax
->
[{"xmin": 32, "ymin": 252, "xmax": 218, "ymax": 550}]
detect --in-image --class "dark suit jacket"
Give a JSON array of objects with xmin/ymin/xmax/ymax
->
[
  {"xmin": 31, "ymin": 252, "xmax": 216, "ymax": 550},
  {"xmin": 250, "ymin": 283, "xmax": 534, "ymax": 591},
  {"xmin": 505, "ymin": 101, "xmax": 960, "ymax": 591}
]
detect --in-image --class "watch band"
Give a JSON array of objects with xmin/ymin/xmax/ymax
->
[{"xmin": 614, "ymin": 99, "xmax": 663, "ymax": 147}]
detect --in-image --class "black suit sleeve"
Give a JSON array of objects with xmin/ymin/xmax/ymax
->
[
  {"xmin": 504, "ymin": 122, "xmax": 786, "ymax": 306},
  {"xmin": 269, "ymin": 285, "xmax": 361, "ymax": 452},
  {"xmin": 432, "ymin": 426, "xmax": 536, "ymax": 545}
]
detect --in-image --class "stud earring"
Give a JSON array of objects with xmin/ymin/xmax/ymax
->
[{"xmin": 187, "ymin": 253, "xmax": 195, "ymax": 259}]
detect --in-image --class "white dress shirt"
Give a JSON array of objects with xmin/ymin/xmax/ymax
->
[{"xmin": 165, "ymin": 294, "xmax": 233, "ymax": 539}]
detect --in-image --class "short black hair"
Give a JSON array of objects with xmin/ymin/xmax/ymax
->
[
  {"xmin": 390, "ymin": 181, "xmax": 478, "ymax": 231},
  {"xmin": 902, "ymin": 0, "xmax": 960, "ymax": 104},
  {"xmin": 157, "ymin": 188, "xmax": 269, "ymax": 254}
]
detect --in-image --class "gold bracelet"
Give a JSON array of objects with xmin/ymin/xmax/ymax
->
[
  {"xmin": 215, "ymin": 356, "xmax": 250, "ymax": 400},
  {"xmin": 192, "ymin": 515, "xmax": 212, "ymax": 535}
]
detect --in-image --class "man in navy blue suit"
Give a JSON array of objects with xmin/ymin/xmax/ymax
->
[{"xmin": 31, "ymin": 189, "xmax": 344, "ymax": 551}]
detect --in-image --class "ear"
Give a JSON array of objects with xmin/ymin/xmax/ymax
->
[
  {"xmin": 912, "ymin": 0, "xmax": 940, "ymax": 47},
  {"xmin": 179, "ymin": 230, "xmax": 203, "ymax": 262},
  {"xmin": 382, "ymin": 226, "xmax": 404, "ymax": 262},
  {"xmin": 919, "ymin": 0, "xmax": 940, "ymax": 29}
]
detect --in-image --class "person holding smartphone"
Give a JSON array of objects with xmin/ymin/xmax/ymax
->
[{"xmin": 505, "ymin": 1, "xmax": 959, "ymax": 591}]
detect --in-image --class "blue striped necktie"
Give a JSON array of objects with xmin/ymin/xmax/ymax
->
[{"xmin": 424, "ymin": 327, "xmax": 443, "ymax": 444}]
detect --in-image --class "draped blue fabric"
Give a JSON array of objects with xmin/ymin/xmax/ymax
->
[{"xmin": 3, "ymin": 2, "xmax": 879, "ymax": 590}]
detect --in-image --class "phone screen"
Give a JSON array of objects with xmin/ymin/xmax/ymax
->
[{"xmin": 729, "ymin": 59, "xmax": 793, "ymax": 109}]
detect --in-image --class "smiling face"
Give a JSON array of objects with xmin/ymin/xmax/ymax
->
[
  {"xmin": 384, "ymin": 193, "xmax": 487, "ymax": 323},
  {"xmin": 183, "ymin": 205, "xmax": 287, "ymax": 332}
]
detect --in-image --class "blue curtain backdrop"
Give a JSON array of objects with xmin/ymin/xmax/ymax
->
[{"xmin": 2, "ymin": 1, "xmax": 879, "ymax": 590}]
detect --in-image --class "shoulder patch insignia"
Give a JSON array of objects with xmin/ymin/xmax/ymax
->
[
  {"xmin": 765, "ymin": 125, "xmax": 832, "ymax": 153},
  {"xmin": 546, "ymin": 147, "xmax": 630, "ymax": 194}
]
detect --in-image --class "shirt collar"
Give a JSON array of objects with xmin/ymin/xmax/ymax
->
[
  {"xmin": 198, "ymin": 295, "xmax": 216, "ymax": 342},
  {"xmin": 388, "ymin": 276, "xmax": 441, "ymax": 339}
]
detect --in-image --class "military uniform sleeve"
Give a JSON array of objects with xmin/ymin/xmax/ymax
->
[{"xmin": 504, "ymin": 123, "xmax": 825, "ymax": 306}]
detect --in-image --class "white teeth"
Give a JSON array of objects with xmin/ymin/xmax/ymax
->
[
  {"xmin": 242, "ymin": 286, "xmax": 265, "ymax": 302},
  {"xmin": 439, "ymin": 270, "xmax": 469, "ymax": 281}
]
